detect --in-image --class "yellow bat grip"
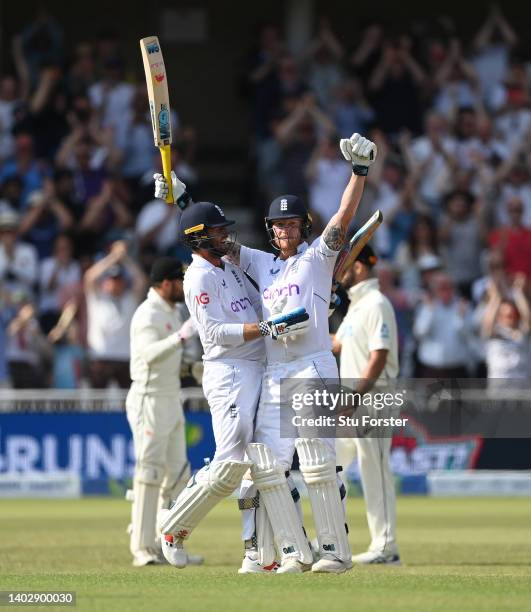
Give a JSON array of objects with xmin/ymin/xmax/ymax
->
[{"xmin": 159, "ymin": 144, "xmax": 174, "ymax": 204}]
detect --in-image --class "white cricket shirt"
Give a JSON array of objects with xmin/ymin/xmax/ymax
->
[
  {"xmin": 336, "ymin": 278, "xmax": 399, "ymax": 382},
  {"xmin": 240, "ymin": 236, "xmax": 339, "ymax": 364},
  {"xmin": 184, "ymin": 254, "xmax": 264, "ymax": 362},
  {"xmin": 130, "ymin": 288, "xmax": 185, "ymax": 394}
]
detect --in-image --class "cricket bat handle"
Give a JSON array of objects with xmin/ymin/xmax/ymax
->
[{"xmin": 159, "ymin": 144, "xmax": 174, "ymax": 204}]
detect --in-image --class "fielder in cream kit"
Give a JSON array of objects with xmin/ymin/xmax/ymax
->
[
  {"xmin": 126, "ymin": 257, "xmax": 200, "ymax": 567},
  {"xmin": 334, "ymin": 244, "xmax": 401, "ymax": 565},
  {"xmin": 156, "ymin": 201, "xmax": 310, "ymax": 570}
]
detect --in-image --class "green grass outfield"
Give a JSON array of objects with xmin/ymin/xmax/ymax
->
[{"xmin": 1, "ymin": 497, "xmax": 530, "ymax": 611}]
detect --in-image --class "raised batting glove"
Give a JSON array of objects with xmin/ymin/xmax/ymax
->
[
  {"xmin": 339, "ymin": 133, "xmax": 377, "ymax": 176},
  {"xmin": 153, "ymin": 171, "xmax": 192, "ymax": 210},
  {"xmin": 259, "ymin": 307, "xmax": 310, "ymax": 340}
]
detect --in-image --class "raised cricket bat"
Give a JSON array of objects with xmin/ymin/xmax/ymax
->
[
  {"xmin": 140, "ymin": 36, "xmax": 173, "ymax": 204},
  {"xmin": 333, "ymin": 210, "xmax": 383, "ymax": 284}
]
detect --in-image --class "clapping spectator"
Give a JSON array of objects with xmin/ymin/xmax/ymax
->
[
  {"xmin": 404, "ymin": 112, "xmax": 457, "ymax": 215},
  {"xmin": 6, "ymin": 301, "xmax": 51, "ymax": 388},
  {"xmin": 482, "ymin": 273, "xmax": 530, "ymax": 380},
  {"xmin": 414, "ymin": 273, "xmax": 474, "ymax": 377},
  {"xmin": 271, "ymin": 92, "xmax": 334, "ymax": 198},
  {"xmin": 303, "ymin": 18, "xmax": 344, "ymax": 112},
  {"xmin": 18, "ymin": 182, "xmax": 73, "ymax": 258},
  {"xmin": 67, "ymin": 42, "xmax": 97, "ymax": 96},
  {"xmin": 439, "ymin": 190, "xmax": 485, "ymax": 298},
  {"xmin": 433, "ymin": 39, "xmax": 480, "ymax": 120},
  {"xmin": 84, "ymin": 240, "xmax": 147, "ymax": 388},
  {"xmin": 368, "ymin": 35, "xmax": 427, "ymax": 137},
  {"xmin": 88, "ymin": 56, "xmax": 134, "ymax": 132},
  {"xmin": 395, "ymin": 214, "xmax": 440, "ymax": 292},
  {"xmin": 0, "ymin": 208, "xmax": 38, "ymax": 297},
  {"xmin": 331, "ymin": 77, "xmax": 375, "ymax": 138},
  {"xmin": 48, "ymin": 298, "xmax": 86, "ymax": 388},
  {"xmin": 38, "ymin": 233, "xmax": 81, "ymax": 333},
  {"xmin": 79, "ymin": 178, "xmax": 132, "ymax": 250},
  {"xmin": 472, "ymin": 4, "xmax": 518, "ymax": 104},
  {"xmin": 489, "ymin": 197, "xmax": 531, "ymax": 280},
  {"xmin": 0, "ymin": 132, "xmax": 48, "ymax": 206}
]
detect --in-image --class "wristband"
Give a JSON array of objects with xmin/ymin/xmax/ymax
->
[
  {"xmin": 258, "ymin": 321, "xmax": 270, "ymax": 337},
  {"xmin": 176, "ymin": 192, "xmax": 192, "ymax": 210},
  {"xmin": 352, "ymin": 164, "xmax": 369, "ymax": 176}
]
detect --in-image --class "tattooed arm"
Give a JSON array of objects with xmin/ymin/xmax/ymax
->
[{"xmin": 322, "ymin": 174, "xmax": 367, "ymax": 251}]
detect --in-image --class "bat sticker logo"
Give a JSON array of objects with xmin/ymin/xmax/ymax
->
[
  {"xmin": 158, "ymin": 104, "xmax": 170, "ymax": 141},
  {"xmin": 147, "ymin": 42, "xmax": 160, "ymax": 54},
  {"xmin": 154, "ymin": 73, "xmax": 165, "ymax": 84}
]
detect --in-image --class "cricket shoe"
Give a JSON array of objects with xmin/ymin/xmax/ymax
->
[
  {"xmin": 132, "ymin": 548, "xmax": 164, "ymax": 567},
  {"xmin": 238, "ymin": 551, "xmax": 279, "ymax": 574},
  {"xmin": 153, "ymin": 523, "xmax": 203, "ymax": 566},
  {"xmin": 160, "ymin": 534, "xmax": 187, "ymax": 568},
  {"xmin": 276, "ymin": 558, "xmax": 312, "ymax": 574},
  {"xmin": 352, "ymin": 550, "xmax": 401, "ymax": 565},
  {"xmin": 312, "ymin": 555, "xmax": 353, "ymax": 574}
]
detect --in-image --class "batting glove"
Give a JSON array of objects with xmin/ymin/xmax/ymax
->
[
  {"xmin": 339, "ymin": 133, "xmax": 377, "ymax": 176},
  {"xmin": 154, "ymin": 171, "xmax": 191, "ymax": 210},
  {"xmin": 259, "ymin": 307, "xmax": 310, "ymax": 340}
]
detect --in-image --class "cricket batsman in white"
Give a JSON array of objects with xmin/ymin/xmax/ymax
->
[
  {"xmin": 126, "ymin": 256, "xmax": 200, "ymax": 566},
  {"xmin": 154, "ymin": 132, "xmax": 376, "ymax": 574},
  {"xmin": 155, "ymin": 201, "xmax": 310, "ymax": 569}
]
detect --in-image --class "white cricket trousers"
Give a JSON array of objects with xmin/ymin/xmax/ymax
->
[
  {"xmin": 202, "ymin": 359, "xmax": 264, "ymax": 462},
  {"xmin": 126, "ymin": 387, "xmax": 187, "ymax": 493},
  {"xmin": 254, "ymin": 351, "xmax": 339, "ymax": 470},
  {"xmin": 202, "ymin": 359, "xmax": 264, "ymax": 543},
  {"xmin": 336, "ymin": 405, "xmax": 398, "ymax": 556}
]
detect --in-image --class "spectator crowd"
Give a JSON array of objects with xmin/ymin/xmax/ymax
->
[{"xmin": 0, "ymin": 7, "xmax": 530, "ymax": 388}]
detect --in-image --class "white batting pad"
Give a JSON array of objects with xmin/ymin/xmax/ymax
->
[
  {"xmin": 296, "ymin": 439, "xmax": 351, "ymax": 562},
  {"xmin": 159, "ymin": 462, "xmax": 191, "ymax": 510},
  {"xmin": 130, "ymin": 481, "xmax": 160, "ymax": 555},
  {"xmin": 256, "ymin": 496, "xmax": 276, "ymax": 566},
  {"xmin": 247, "ymin": 443, "xmax": 313, "ymax": 565},
  {"xmin": 159, "ymin": 460, "xmax": 251, "ymax": 537}
]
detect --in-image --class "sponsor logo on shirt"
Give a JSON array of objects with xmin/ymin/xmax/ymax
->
[
  {"xmin": 270, "ymin": 268, "xmax": 280, "ymax": 275},
  {"xmin": 231, "ymin": 297, "xmax": 252, "ymax": 312},
  {"xmin": 263, "ymin": 283, "xmax": 301, "ymax": 300},
  {"xmin": 195, "ymin": 292, "xmax": 210, "ymax": 305},
  {"xmin": 380, "ymin": 323, "xmax": 390, "ymax": 339}
]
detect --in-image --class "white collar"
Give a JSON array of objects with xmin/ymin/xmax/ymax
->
[
  {"xmin": 276, "ymin": 241, "xmax": 308, "ymax": 261},
  {"xmin": 191, "ymin": 253, "xmax": 228, "ymax": 272},
  {"xmin": 147, "ymin": 287, "xmax": 176, "ymax": 313},
  {"xmin": 347, "ymin": 278, "xmax": 379, "ymax": 305}
]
